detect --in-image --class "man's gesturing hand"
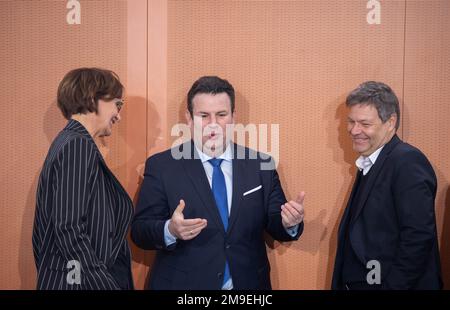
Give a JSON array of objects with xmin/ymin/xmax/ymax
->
[
  {"xmin": 281, "ymin": 192, "xmax": 305, "ymax": 229},
  {"xmin": 168, "ymin": 199, "xmax": 208, "ymax": 240}
]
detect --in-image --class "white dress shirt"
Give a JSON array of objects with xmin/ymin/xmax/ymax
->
[
  {"xmin": 355, "ymin": 145, "xmax": 384, "ymax": 175},
  {"xmin": 195, "ymin": 144, "xmax": 233, "ymax": 214}
]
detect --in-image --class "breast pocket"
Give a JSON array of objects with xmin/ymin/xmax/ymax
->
[
  {"xmin": 241, "ymin": 185, "xmax": 264, "ymax": 206},
  {"xmin": 242, "ymin": 185, "xmax": 262, "ymax": 198},
  {"xmin": 240, "ymin": 185, "xmax": 265, "ymax": 228}
]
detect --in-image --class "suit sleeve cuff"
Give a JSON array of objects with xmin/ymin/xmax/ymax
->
[
  {"xmin": 285, "ymin": 224, "xmax": 299, "ymax": 237},
  {"xmin": 164, "ymin": 220, "xmax": 177, "ymax": 246}
]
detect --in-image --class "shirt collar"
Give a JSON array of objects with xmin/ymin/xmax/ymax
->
[
  {"xmin": 355, "ymin": 144, "xmax": 384, "ymax": 172},
  {"xmin": 195, "ymin": 143, "xmax": 233, "ymax": 163}
]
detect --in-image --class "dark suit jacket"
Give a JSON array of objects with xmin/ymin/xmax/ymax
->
[
  {"xmin": 131, "ymin": 141, "xmax": 303, "ymax": 290},
  {"xmin": 332, "ymin": 135, "xmax": 442, "ymax": 289},
  {"xmin": 32, "ymin": 119, "xmax": 134, "ymax": 290}
]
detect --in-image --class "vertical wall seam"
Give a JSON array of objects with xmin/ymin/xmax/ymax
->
[
  {"xmin": 402, "ymin": 0, "xmax": 407, "ymax": 140},
  {"xmin": 146, "ymin": 0, "xmax": 149, "ymax": 156}
]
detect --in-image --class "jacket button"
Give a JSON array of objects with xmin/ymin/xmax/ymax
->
[
  {"xmin": 81, "ymin": 215, "xmax": 87, "ymax": 222},
  {"xmin": 217, "ymin": 272, "xmax": 223, "ymax": 278},
  {"xmin": 225, "ymin": 244, "xmax": 231, "ymax": 249}
]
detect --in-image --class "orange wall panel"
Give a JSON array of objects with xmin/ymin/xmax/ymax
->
[
  {"xmin": 0, "ymin": 0, "xmax": 146, "ymax": 289},
  {"xmin": 403, "ymin": 0, "xmax": 450, "ymax": 288}
]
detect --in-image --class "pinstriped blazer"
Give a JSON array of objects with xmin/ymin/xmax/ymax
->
[{"xmin": 32, "ymin": 119, "xmax": 134, "ymax": 290}]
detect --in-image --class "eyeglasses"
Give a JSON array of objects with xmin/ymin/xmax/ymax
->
[{"xmin": 115, "ymin": 99, "xmax": 124, "ymax": 112}]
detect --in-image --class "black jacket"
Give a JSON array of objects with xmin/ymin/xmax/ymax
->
[{"xmin": 332, "ymin": 135, "xmax": 442, "ymax": 289}]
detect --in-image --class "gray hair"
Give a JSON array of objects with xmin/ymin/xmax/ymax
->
[{"xmin": 346, "ymin": 81, "xmax": 400, "ymax": 130}]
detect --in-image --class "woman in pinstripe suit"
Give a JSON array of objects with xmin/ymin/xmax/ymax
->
[{"xmin": 32, "ymin": 68, "xmax": 134, "ymax": 289}]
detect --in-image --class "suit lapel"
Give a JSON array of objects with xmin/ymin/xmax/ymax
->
[
  {"xmin": 350, "ymin": 135, "xmax": 402, "ymax": 225},
  {"xmin": 227, "ymin": 145, "xmax": 246, "ymax": 233},
  {"xmin": 95, "ymin": 151, "xmax": 135, "ymax": 265},
  {"xmin": 338, "ymin": 170, "xmax": 362, "ymax": 238},
  {"xmin": 180, "ymin": 141, "xmax": 225, "ymax": 233},
  {"xmin": 67, "ymin": 119, "xmax": 133, "ymax": 268}
]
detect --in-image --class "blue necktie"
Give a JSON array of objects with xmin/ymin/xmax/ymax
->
[{"xmin": 208, "ymin": 158, "xmax": 231, "ymax": 286}]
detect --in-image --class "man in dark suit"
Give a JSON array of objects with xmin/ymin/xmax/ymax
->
[
  {"xmin": 131, "ymin": 76, "xmax": 305, "ymax": 290},
  {"xmin": 332, "ymin": 81, "xmax": 442, "ymax": 290}
]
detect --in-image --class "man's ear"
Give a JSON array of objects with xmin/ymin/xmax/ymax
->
[
  {"xmin": 185, "ymin": 110, "xmax": 192, "ymax": 126},
  {"xmin": 388, "ymin": 114, "xmax": 397, "ymax": 131}
]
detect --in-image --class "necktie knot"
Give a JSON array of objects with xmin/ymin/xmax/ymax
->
[{"xmin": 209, "ymin": 158, "xmax": 224, "ymax": 167}]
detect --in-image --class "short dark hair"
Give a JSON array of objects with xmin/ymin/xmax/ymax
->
[
  {"xmin": 346, "ymin": 81, "xmax": 400, "ymax": 130},
  {"xmin": 57, "ymin": 67, "xmax": 124, "ymax": 120},
  {"xmin": 187, "ymin": 76, "xmax": 235, "ymax": 117}
]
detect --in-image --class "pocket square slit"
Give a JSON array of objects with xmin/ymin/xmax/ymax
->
[{"xmin": 243, "ymin": 185, "xmax": 262, "ymax": 196}]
